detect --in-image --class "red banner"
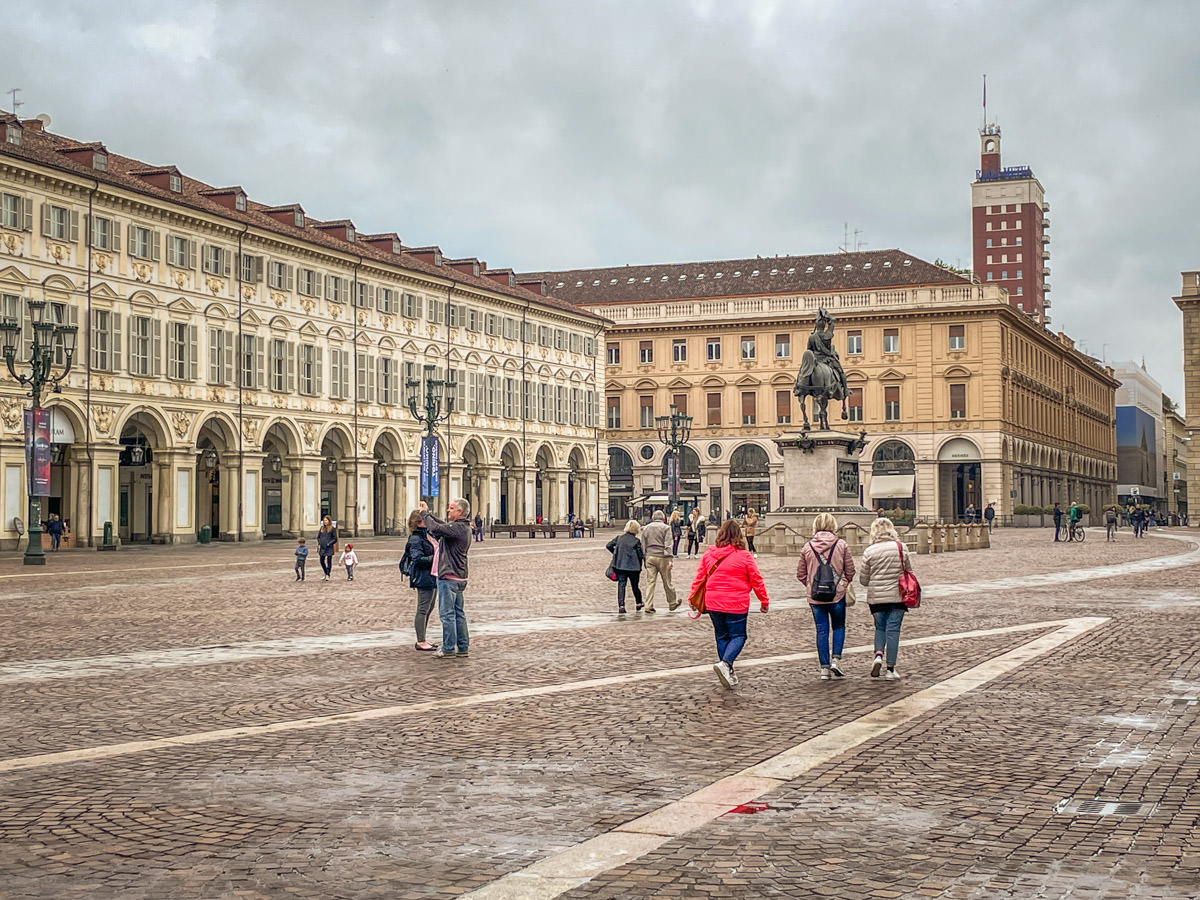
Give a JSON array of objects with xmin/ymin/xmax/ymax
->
[{"xmin": 25, "ymin": 407, "xmax": 51, "ymax": 496}]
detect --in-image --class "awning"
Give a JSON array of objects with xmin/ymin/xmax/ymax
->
[
  {"xmin": 870, "ymin": 474, "xmax": 915, "ymax": 499},
  {"xmin": 628, "ymin": 493, "xmax": 703, "ymax": 507}
]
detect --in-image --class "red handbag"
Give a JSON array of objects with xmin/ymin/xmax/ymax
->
[{"xmin": 896, "ymin": 542, "xmax": 921, "ymax": 609}]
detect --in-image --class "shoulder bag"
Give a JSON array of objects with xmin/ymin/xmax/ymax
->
[
  {"xmin": 687, "ymin": 553, "xmax": 729, "ymax": 618},
  {"xmin": 896, "ymin": 541, "xmax": 921, "ymax": 609}
]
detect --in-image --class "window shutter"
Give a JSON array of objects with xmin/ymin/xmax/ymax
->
[
  {"xmin": 127, "ymin": 223, "xmax": 136, "ymax": 253},
  {"xmin": 187, "ymin": 324, "xmax": 198, "ymax": 380},
  {"xmin": 313, "ymin": 274, "xmax": 323, "ymax": 300},
  {"xmin": 326, "ymin": 275, "xmax": 335, "ymax": 300},
  {"xmin": 254, "ymin": 336, "xmax": 265, "ymax": 389},
  {"xmin": 356, "ymin": 353, "xmax": 367, "ymax": 402},
  {"xmin": 111, "ymin": 312, "xmax": 122, "ymax": 372},
  {"xmin": 223, "ymin": 330, "xmax": 234, "ymax": 385},
  {"xmin": 222, "ymin": 248, "xmax": 232, "ymax": 277},
  {"xmin": 286, "ymin": 341, "xmax": 296, "ymax": 393},
  {"xmin": 187, "ymin": 240, "xmax": 197, "ymax": 270},
  {"xmin": 85, "ymin": 214, "xmax": 93, "ymax": 247},
  {"xmin": 368, "ymin": 357, "xmax": 376, "ymax": 402},
  {"xmin": 315, "ymin": 346, "xmax": 323, "ymax": 396},
  {"xmin": 40, "ymin": 202, "xmax": 52, "ymax": 236},
  {"xmin": 127, "ymin": 320, "xmax": 136, "ymax": 374},
  {"xmin": 91, "ymin": 312, "xmax": 101, "ymax": 370},
  {"xmin": 151, "ymin": 230, "xmax": 161, "ymax": 262},
  {"xmin": 285, "ymin": 265, "xmax": 294, "ymax": 291},
  {"xmin": 68, "ymin": 210, "xmax": 80, "ymax": 243},
  {"xmin": 341, "ymin": 277, "xmax": 350, "ymax": 302},
  {"xmin": 208, "ymin": 328, "xmax": 220, "ymax": 382},
  {"xmin": 111, "ymin": 220, "xmax": 121, "ymax": 253},
  {"xmin": 150, "ymin": 319, "xmax": 162, "ymax": 376}
]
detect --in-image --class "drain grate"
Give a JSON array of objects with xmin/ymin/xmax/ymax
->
[{"xmin": 1055, "ymin": 797, "xmax": 1157, "ymax": 817}]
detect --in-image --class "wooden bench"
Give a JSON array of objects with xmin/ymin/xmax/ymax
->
[
  {"xmin": 488, "ymin": 522, "xmax": 597, "ymax": 538},
  {"xmin": 490, "ymin": 523, "xmax": 540, "ymax": 538}
]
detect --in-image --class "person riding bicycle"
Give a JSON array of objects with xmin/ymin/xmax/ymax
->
[{"xmin": 1068, "ymin": 501, "xmax": 1081, "ymax": 539}]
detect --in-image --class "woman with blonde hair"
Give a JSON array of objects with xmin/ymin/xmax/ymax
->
[
  {"xmin": 688, "ymin": 518, "xmax": 770, "ymax": 688},
  {"xmin": 669, "ymin": 509, "xmax": 683, "ymax": 557},
  {"xmin": 858, "ymin": 517, "xmax": 913, "ymax": 679},
  {"xmin": 797, "ymin": 512, "xmax": 855, "ymax": 679},
  {"xmin": 606, "ymin": 519, "xmax": 645, "ymax": 614}
]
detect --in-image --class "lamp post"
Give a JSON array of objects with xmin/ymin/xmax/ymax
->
[
  {"xmin": 655, "ymin": 404, "xmax": 693, "ymax": 514},
  {"xmin": 0, "ymin": 298, "xmax": 78, "ymax": 565},
  {"xmin": 406, "ymin": 363, "xmax": 457, "ymax": 503}
]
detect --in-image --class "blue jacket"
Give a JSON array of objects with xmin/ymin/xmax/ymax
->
[{"xmin": 405, "ymin": 528, "xmax": 437, "ymax": 589}]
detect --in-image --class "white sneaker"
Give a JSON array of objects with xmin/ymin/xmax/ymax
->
[
  {"xmin": 829, "ymin": 658, "xmax": 845, "ymax": 677},
  {"xmin": 883, "ymin": 668, "xmax": 902, "ymax": 680},
  {"xmin": 728, "ymin": 668, "xmax": 739, "ymax": 686},
  {"xmin": 753, "ymin": 553, "xmax": 758, "ymax": 558},
  {"xmin": 870, "ymin": 654, "xmax": 883, "ymax": 677},
  {"xmin": 820, "ymin": 667, "xmax": 831, "ymax": 680},
  {"xmin": 713, "ymin": 661, "xmax": 733, "ymax": 687}
]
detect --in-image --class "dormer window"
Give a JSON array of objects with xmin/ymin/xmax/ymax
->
[
  {"xmin": 93, "ymin": 153, "xmax": 108, "ymax": 172},
  {"xmin": 824, "ymin": 266, "xmax": 834, "ymax": 272},
  {"xmin": 5, "ymin": 124, "xmax": 21, "ymax": 146},
  {"xmin": 169, "ymin": 174, "xmax": 182, "ymax": 193},
  {"xmin": 235, "ymin": 194, "xmax": 247, "ymax": 211},
  {"xmin": 392, "ymin": 240, "xmax": 401, "ymax": 254},
  {"xmin": 294, "ymin": 210, "xmax": 304, "ymax": 227},
  {"xmin": 345, "ymin": 227, "xmax": 355, "ymax": 242}
]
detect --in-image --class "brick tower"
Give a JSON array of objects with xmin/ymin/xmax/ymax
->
[{"xmin": 970, "ymin": 125, "xmax": 1051, "ymax": 324}]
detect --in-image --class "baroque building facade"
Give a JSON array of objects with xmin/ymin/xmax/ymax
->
[
  {"xmin": 523, "ymin": 250, "xmax": 1117, "ymax": 524},
  {"xmin": 0, "ymin": 113, "xmax": 604, "ymax": 547}
]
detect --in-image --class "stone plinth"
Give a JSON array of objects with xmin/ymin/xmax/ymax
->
[{"xmin": 755, "ymin": 428, "xmax": 876, "ymax": 555}]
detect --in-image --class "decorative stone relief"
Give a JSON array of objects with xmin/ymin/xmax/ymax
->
[
  {"xmin": 300, "ymin": 297, "xmax": 315, "ymax": 313},
  {"xmin": 92, "ymin": 405, "xmax": 116, "ymax": 435},
  {"xmin": 134, "ymin": 379, "xmax": 152, "ymax": 395},
  {"xmin": 173, "ymin": 270, "xmax": 188, "ymax": 289},
  {"xmin": 426, "ymin": 324, "xmax": 438, "ymax": 337},
  {"xmin": 240, "ymin": 390, "xmax": 258, "ymax": 406},
  {"xmin": 241, "ymin": 417, "xmax": 261, "ymax": 443},
  {"xmin": 170, "ymin": 410, "xmax": 194, "ymax": 440},
  {"xmin": 328, "ymin": 303, "xmax": 343, "ymax": 319},
  {"xmin": 301, "ymin": 421, "xmax": 319, "ymax": 449},
  {"xmin": 50, "ymin": 243, "xmax": 67, "ymax": 264},
  {"xmin": 357, "ymin": 310, "xmax": 368, "ymax": 326},
  {"xmin": 486, "ymin": 437, "xmax": 499, "ymax": 456},
  {"xmin": 170, "ymin": 381, "xmax": 187, "ymax": 398},
  {"xmin": 93, "ymin": 253, "xmax": 111, "ymax": 273},
  {"xmin": 206, "ymin": 276, "xmax": 224, "ymax": 295},
  {"xmin": 403, "ymin": 320, "xmax": 414, "ymax": 334},
  {"xmin": 271, "ymin": 395, "xmax": 287, "ymax": 408},
  {"xmin": 0, "ymin": 397, "xmax": 23, "ymax": 431},
  {"xmin": 3, "ymin": 234, "xmax": 21, "ymax": 256},
  {"xmin": 357, "ymin": 427, "xmax": 370, "ymax": 450},
  {"xmin": 241, "ymin": 285, "xmax": 256, "ymax": 301},
  {"xmin": 133, "ymin": 263, "xmax": 151, "ymax": 282},
  {"xmin": 381, "ymin": 316, "xmax": 392, "ymax": 330},
  {"xmin": 270, "ymin": 290, "xmax": 287, "ymax": 308},
  {"xmin": 207, "ymin": 386, "xmax": 226, "ymax": 404},
  {"xmin": 94, "ymin": 374, "xmax": 111, "ymax": 392}
]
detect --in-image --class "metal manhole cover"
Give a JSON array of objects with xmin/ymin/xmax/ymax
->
[{"xmin": 1055, "ymin": 797, "xmax": 1157, "ymax": 817}]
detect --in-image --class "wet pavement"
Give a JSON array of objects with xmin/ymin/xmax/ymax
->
[{"xmin": 1, "ymin": 525, "xmax": 1198, "ymax": 898}]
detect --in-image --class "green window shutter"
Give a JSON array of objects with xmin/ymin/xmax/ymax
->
[{"xmin": 151, "ymin": 231, "xmax": 161, "ymax": 262}]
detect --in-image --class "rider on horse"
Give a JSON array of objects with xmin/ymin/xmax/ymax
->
[{"xmin": 793, "ymin": 307, "xmax": 849, "ymax": 429}]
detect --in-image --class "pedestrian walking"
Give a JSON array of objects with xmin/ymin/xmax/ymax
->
[
  {"xmin": 744, "ymin": 507, "xmax": 759, "ymax": 556},
  {"xmin": 984, "ymin": 503, "xmax": 995, "ymax": 533},
  {"xmin": 339, "ymin": 543, "xmax": 358, "ymax": 580},
  {"xmin": 689, "ymin": 518, "xmax": 769, "ymax": 688},
  {"xmin": 685, "ymin": 509, "xmax": 701, "ymax": 558},
  {"xmin": 46, "ymin": 513, "xmax": 64, "ymax": 551},
  {"xmin": 606, "ymin": 520, "xmax": 645, "ymax": 614},
  {"xmin": 403, "ymin": 509, "xmax": 438, "ymax": 652},
  {"xmin": 797, "ymin": 513, "xmax": 856, "ymax": 680},
  {"xmin": 859, "ymin": 517, "xmax": 913, "ymax": 680},
  {"xmin": 294, "ymin": 536, "xmax": 308, "ymax": 581},
  {"xmin": 1105, "ymin": 506, "xmax": 1118, "ymax": 542},
  {"xmin": 317, "ymin": 515, "xmax": 338, "ymax": 581},
  {"xmin": 1052, "ymin": 502, "xmax": 1063, "ymax": 542},
  {"xmin": 640, "ymin": 510, "xmax": 679, "ymax": 612},
  {"xmin": 473, "ymin": 513, "xmax": 484, "ymax": 542},
  {"xmin": 420, "ymin": 498, "xmax": 473, "ymax": 658},
  {"xmin": 669, "ymin": 510, "xmax": 683, "ymax": 557}
]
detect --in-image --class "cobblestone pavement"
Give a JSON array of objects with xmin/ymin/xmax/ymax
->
[{"xmin": 0, "ymin": 526, "xmax": 1198, "ymax": 898}]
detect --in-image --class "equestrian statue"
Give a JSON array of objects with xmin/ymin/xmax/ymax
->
[{"xmin": 793, "ymin": 307, "xmax": 849, "ymax": 431}]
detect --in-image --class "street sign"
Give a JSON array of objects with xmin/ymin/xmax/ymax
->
[{"xmin": 1130, "ymin": 487, "xmax": 1140, "ymax": 496}]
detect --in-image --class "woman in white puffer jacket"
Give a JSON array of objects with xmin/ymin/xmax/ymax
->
[{"xmin": 858, "ymin": 517, "xmax": 914, "ymax": 680}]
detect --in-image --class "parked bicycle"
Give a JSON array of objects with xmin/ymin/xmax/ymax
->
[{"xmin": 1068, "ymin": 521, "xmax": 1086, "ymax": 542}]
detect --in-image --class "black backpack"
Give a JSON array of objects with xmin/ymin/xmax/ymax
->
[
  {"xmin": 810, "ymin": 542, "xmax": 841, "ymax": 602},
  {"xmin": 398, "ymin": 545, "xmax": 413, "ymax": 577}
]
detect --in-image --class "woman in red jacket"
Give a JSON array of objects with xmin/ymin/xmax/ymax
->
[{"xmin": 688, "ymin": 518, "xmax": 770, "ymax": 688}]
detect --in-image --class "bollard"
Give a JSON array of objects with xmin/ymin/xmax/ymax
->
[
  {"xmin": 944, "ymin": 524, "xmax": 957, "ymax": 552},
  {"xmin": 930, "ymin": 525, "xmax": 943, "ymax": 553},
  {"xmin": 99, "ymin": 520, "xmax": 116, "ymax": 551},
  {"xmin": 916, "ymin": 523, "xmax": 930, "ymax": 554},
  {"xmin": 978, "ymin": 523, "xmax": 991, "ymax": 549}
]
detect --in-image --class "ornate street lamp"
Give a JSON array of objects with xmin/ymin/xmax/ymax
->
[
  {"xmin": 0, "ymin": 298, "xmax": 78, "ymax": 565},
  {"xmin": 655, "ymin": 403, "xmax": 693, "ymax": 514},
  {"xmin": 406, "ymin": 364, "xmax": 457, "ymax": 502}
]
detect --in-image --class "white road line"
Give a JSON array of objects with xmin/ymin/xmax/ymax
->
[
  {"xmin": 0, "ymin": 619, "xmax": 1085, "ymax": 774},
  {"xmin": 461, "ymin": 616, "xmax": 1110, "ymax": 900}
]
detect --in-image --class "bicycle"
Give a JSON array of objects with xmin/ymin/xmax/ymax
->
[{"xmin": 1069, "ymin": 521, "xmax": 1086, "ymax": 542}]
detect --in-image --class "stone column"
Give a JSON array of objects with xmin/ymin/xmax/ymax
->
[
  {"xmin": 154, "ymin": 448, "xmax": 199, "ymax": 544},
  {"xmin": 549, "ymin": 467, "xmax": 570, "ymax": 523}
]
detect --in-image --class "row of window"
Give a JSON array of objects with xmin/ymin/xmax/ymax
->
[
  {"xmin": 0, "ymin": 195, "xmax": 597, "ymax": 355},
  {"xmin": 984, "ymin": 237, "xmax": 1024, "ymax": 248},
  {"xmin": 607, "ymin": 384, "xmax": 969, "ymax": 428},
  {"xmin": 609, "ymin": 325, "xmax": 968, "ymax": 365}
]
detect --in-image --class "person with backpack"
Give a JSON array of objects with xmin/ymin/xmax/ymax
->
[
  {"xmin": 402, "ymin": 510, "xmax": 439, "ymax": 651},
  {"xmin": 1105, "ymin": 506, "xmax": 1118, "ymax": 542},
  {"xmin": 797, "ymin": 513, "xmax": 856, "ymax": 680}
]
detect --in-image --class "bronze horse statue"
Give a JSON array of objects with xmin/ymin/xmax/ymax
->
[{"xmin": 793, "ymin": 308, "xmax": 849, "ymax": 431}]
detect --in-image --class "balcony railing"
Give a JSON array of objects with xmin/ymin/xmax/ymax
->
[{"xmin": 976, "ymin": 165, "xmax": 1034, "ymax": 182}]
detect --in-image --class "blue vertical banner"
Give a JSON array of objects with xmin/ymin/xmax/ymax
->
[
  {"xmin": 666, "ymin": 453, "xmax": 679, "ymax": 497},
  {"xmin": 420, "ymin": 435, "xmax": 441, "ymax": 498}
]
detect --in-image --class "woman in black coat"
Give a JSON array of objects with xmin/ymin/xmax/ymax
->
[
  {"xmin": 606, "ymin": 519, "xmax": 645, "ymax": 614},
  {"xmin": 404, "ymin": 510, "xmax": 439, "ymax": 651}
]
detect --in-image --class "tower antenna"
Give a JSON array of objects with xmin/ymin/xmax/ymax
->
[
  {"xmin": 7, "ymin": 88, "xmax": 21, "ymax": 116},
  {"xmin": 982, "ymin": 74, "xmax": 986, "ymax": 128}
]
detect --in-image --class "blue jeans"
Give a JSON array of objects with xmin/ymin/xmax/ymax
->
[
  {"xmin": 810, "ymin": 600, "xmax": 846, "ymax": 667},
  {"xmin": 871, "ymin": 605, "xmax": 906, "ymax": 667},
  {"xmin": 708, "ymin": 611, "xmax": 748, "ymax": 666},
  {"xmin": 437, "ymin": 579, "xmax": 469, "ymax": 653}
]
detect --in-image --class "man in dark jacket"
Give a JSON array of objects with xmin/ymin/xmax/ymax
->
[
  {"xmin": 1052, "ymin": 503, "xmax": 1063, "ymax": 542},
  {"xmin": 419, "ymin": 498, "xmax": 472, "ymax": 658}
]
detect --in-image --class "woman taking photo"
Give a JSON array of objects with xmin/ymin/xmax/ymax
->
[
  {"xmin": 858, "ymin": 516, "xmax": 913, "ymax": 680},
  {"xmin": 316, "ymin": 515, "xmax": 338, "ymax": 582},
  {"xmin": 797, "ymin": 513, "xmax": 855, "ymax": 680},
  {"xmin": 404, "ymin": 510, "xmax": 439, "ymax": 651},
  {"xmin": 689, "ymin": 519, "xmax": 770, "ymax": 688},
  {"xmin": 606, "ymin": 520, "xmax": 645, "ymax": 614}
]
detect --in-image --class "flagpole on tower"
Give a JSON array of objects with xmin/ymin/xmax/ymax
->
[{"xmin": 982, "ymin": 74, "xmax": 987, "ymax": 127}]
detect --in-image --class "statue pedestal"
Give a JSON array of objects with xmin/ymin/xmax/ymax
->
[{"xmin": 756, "ymin": 428, "xmax": 876, "ymax": 556}]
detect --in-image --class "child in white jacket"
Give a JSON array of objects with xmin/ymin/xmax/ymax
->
[{"xmin": 339, "ymin": 544, "xmax": 359, "ymax": 581}]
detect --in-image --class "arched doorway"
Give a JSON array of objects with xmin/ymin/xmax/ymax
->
[
  {"xmin": 938, "ymin": 437, "xmax": 981, "ymax": 521},
  {"xmin": 462, "ymin": 439, "xmax": 487, "ymax": 525},
  {"xmin": 194, "ymin": 416, "xmax": 237, "ymax": 541},
  {"xmin": 608, "ymin": 446, "xmax": 633, "ymax": 523},
  {"xmin": 118, "ymin": 409, "xmax": 168, "ymax": 544},
  {"xmin": 534, "ymin": 445, "xmax": 554, "ymax": 522},
  {"xmin": 871, "ymin": 440, "xmax": 916, "ymax": 522},
  {"xmin": 261, "ymin": 420, "xmax": 301, "ymax": 539},
  {"xmin": 499, "ymin": 442, "xmax": 522, "ymax": 523},
  {"xmin": 372, "ymin": 431, "xmax": 403, "ymax": 535},
  {"xmin": 567, "ymin": 447, "xmax": 588, "ymax": 520},
  {"xmin": 319, "ymin": 429, "xmax": 352, "ymax": 527},
  {"xmin": 45, "ymin": 405, "xmax": 85, "ymax": 544},
  {"xmin": 730, "ymin": 444, "xmax": 770, "ymax": 515}
]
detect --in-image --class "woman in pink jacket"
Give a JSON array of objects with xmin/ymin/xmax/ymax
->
[
  {"xmin": 688, "ymin": 519, "xmax": 770, "ymax": 688},
  {"xmin": 797, "ymin": 513, "xmax": 856, "ymax": 680}
]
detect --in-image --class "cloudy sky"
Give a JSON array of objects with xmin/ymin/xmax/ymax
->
[{"xmin": 6, "ymin": 0, "xmax": 1197, "ymax": 404}]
